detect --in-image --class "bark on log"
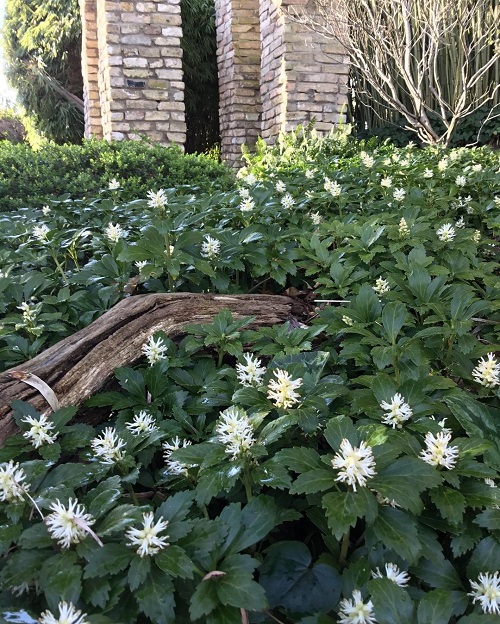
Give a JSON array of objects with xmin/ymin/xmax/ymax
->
[{"xmin": 0, "ymin": 293, "xmax": 306, "ymax": 445}]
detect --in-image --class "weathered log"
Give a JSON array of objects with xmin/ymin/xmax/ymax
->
[{"xmin": 0, "ymin": 293, "xmax": 306, "ymax": 445}]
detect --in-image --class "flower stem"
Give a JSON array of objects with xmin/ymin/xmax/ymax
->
[
  {"xmin": 339, "ymin": 530, "xmax": 350, "ymax": 567},
  {"xmin": 126, "ymin": 483, "xmax": 140, "ymax": 506},
  {"xmin": 50, "ymin": 251, "xmax": 67, "ymax": 284},
  {"xmin": 243, "ymin": 462, "xmax": 253, "ymax": 502}
]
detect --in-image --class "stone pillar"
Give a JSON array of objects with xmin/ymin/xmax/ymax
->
[
  {"xmin": 214, "ymin": 0, "xmax": 263, "ymax": 166},
  {"xmin": 90, "ymin": 0, "xmax": 186, "ymax": 145},
  {"xmin": 260, "ymin": 0, "xmax": 349, "ymax": 140},
  {"xmin": 80, "ymin": 0, "xmax": 104, "ymax": 138}
]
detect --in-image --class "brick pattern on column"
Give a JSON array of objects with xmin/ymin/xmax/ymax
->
[
  {"xmin": 80, "ymin": 0, "xmax": 104, "ymax": 138},
  {"xmin": 215, "ymin": 0, "xmax": 263, "ymax": 167},
  {"xmin": 95, "ymin": 0, "xmax": 186, "ymax": 145},
  {"xmin": 260, "ymin": 0, "xmax": 349, "ymax": 142}
]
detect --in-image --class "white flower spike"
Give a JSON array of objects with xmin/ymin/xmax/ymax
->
[
  {"xmin": 91, "ymin": 427, "xmax": 126, "ymax": 464},
  {"xmin": 22, "ymin": 414, "xmax": 58, "ymax": 448},
  {"xmin": 332, "ymin": 439, "xmax": 376, "ymax": 491},
  {"xmin": 338, "ymin": 589, "xmax": 377, "ymax": 624},
  {"xmin": 142, "ymin": 335, "xmax": 169, "ymax": 366},
  {"xmin": 267, "ymin": 369, "xmax": 302, "ymax": 409},
  {"xmin": 469, "ymin": 572, "xmax": 500, "ymax": 615},
  {"xmin": 472, "ymin": 353, "xmax": 500, "ymax": 388},
  {"xmin": 0, "ymin": 461, "xmax": 29, "ymax": 502},
  {"xmin": 215, "ymin": 406, "xmax": 256, "ymax": 460},
  {"xmin": 372, "ymin": 563, "xmax": 410, "ymax": 587},
  {"xmin": 420, "ymin": 430, "xmax": 459, "ymax": 470},
  {"xmin": 39, "ymin": 601, "xmax": 89, "ymax": 624},
  {"xmin": 45, "ymin": 498, "xmax": 96, "ymax": 549},
  {"xmin": 126, "ymin": 511, "xmax": 169, "ymax": 558},
  {"xmin": 380, "ymin": 394, "xmax": 412, "ymax": 429},
  {"xmin": 236, "ymin": 352, "xmax": 266, "ymax": 387}
]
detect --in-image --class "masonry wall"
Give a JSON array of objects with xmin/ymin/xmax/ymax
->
[
  {"xmin": 214, "ymin": 0, "xmax": 263, "ymax": 166},
  {"xmin": 259, "ymin": 0, "xmax": 349, "ymax": 142},
  {"xmin": 83, "ymin": 0, "xmax": 186, "ymax": 144}
]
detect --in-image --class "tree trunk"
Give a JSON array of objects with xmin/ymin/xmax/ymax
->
[{"xmin": 0, "ymin": 293, "xmax": 306, "ymax": 445}]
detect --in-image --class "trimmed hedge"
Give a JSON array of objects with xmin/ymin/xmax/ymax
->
[{"xmin": 0, "ymin": 139, "xmax": 234, "ymax": 210}]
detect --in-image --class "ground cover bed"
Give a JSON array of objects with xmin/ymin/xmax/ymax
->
[{"xmin": 0, "ymin": 131, "xmax": 499, "ymax": 623}]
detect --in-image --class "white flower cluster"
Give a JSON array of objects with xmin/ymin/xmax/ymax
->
[
  {"xmin": 398, "ymin": 218, "xmax": 410, "ymax": 238},
  {"xmin": 240, "ymin": 197, "xmax": 255, "ymax": 212},
  {"xmin": 324, "ymin": 177, "xmax": 342, "ymax": 197},
  {"xmin": 142, "ymin": 335, "xmax": 169, "ymax": 366},
  {"xmin": 360, "ymin": 151, "xmax": 374, "ymax": 168},
  {"xmin": 126, "ymin": 411, "xmax": 158, "ymax": 435},
  {"xmin": 91, "ymin": 427, "xmax": 126, "ymax": 464},
  {"xmin": 215, "ymin": 406, "xmax": 256, "ymax": 460},
  {"xmin": 0, "ymin": 461, "xmax": 29, "ymax": 502},
  {"xmin": 267, "ymin": 369, "xmax": 302, "ymax": 409},
  {"xmin": 281, "ymin": 193, "xmax": 295, "ymax": 209},
  {"xmin": 338, "ymin": 590, "xmax": 377, "ymax": 624},
  {"xmin": 236, "ymin": 352, "xmax": 266, "ymax": 387},
  {"xmin": 108, "ymin": 178, "xmax": 120, "ymax": 190},
  {"xmin": 310, "ymin": 211, "xmax": 322, "ymax": 225},
  {"xmin": 147, "ymin": 188, "xmax": 168, "ymax": 210},
  {"xmin": 39, "ymin": 601, "xmax": 89, "ymax": 624},
  {"xmin": 33, "ymin": 224, "xmax": 50, "ymax": 242},
  {"xmin": 45, "ymin": 498, "xmax": 96, "ymax": 549},
  {"xmin": 163, "ymin": 437, "xmax": 192, "ymax": 475},
  {"xmin": 380, "ymin": 176, "xmax": 392, "ymax": 188},
  {"xmin": 393, "ymin": 188, "xmax": 406, "ymax": 202},
  {"xmin": 201, "ymin": 235, "xmax": 221, "ymax": 260},
  {"xmin": 436, "ymin": 223, "xmax": 455, "ymax": 242},
  {"xmin": 420, "ymin": 429, "xmax": 459, "ymax": 470},
  {"xmin": 105, "ymin": 222, "xmax": 128, "ymax": 243},
  {"xmin": 379, "ymin": 394, "xmax": 412, "ymax": 428},
  {"xmin": 373, "ymin": 277, "xmax": 390, "ymax": 296},
  {"xmin": 332, "ymin": 439, "xmax": 377, "ymax": 491},
  {"xmin": 469, "ymin": 572, "xmax": 500, "ymax": 615},
  {"xmin": 275, "ymin": 179, "xmax": 286, "ymax": 193},
  {"xmin": 472, "ymin": 353, "xmax": 500, "ymax": 388},
  {"xmin": 372, "ymin": 563, "xmax": 410, "ymax": 587},
  {"xmin": 22, "ymin": 414, "xmax": 57, "ymax": 448},
  {"xmin": 126, "ymin": 511, "xmax": 169, "ymax": 557}
]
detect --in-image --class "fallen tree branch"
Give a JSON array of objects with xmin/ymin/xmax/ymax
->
[{"xmin": 0, "ymin": 293, "xmax": 305, "ymax": 445}]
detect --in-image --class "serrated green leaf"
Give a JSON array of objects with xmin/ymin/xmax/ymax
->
[
  {"xmin": 371, "ymin": 507, "xmax": 421, "ymax": 564},
  {"xmin": 381, "ymin": 301, "xmax": 407, "ymax": 344},
  {"xmin": 324, "ymin": 415, "xmax": 358, "ymax": 451},
  {"xmin": 417, "ymin": 589, "xmax": 454, "ymax": 624},
  {"xmin": 39, "ymin": 552, "xmax": 82, "ymax": 611},
  {"xmin": 83, "ymin": 543, "xmax": 132, "ymax": 579},
  {"xmin": 430, "ymin": 487, "xmax": 466, "ymax": 525},
  {"xmin": 412, "ymin": 557, "xmax": 463, "ymax": 590},
  {"xmin": 128, "ymin": 556, "xmax": 151, "ymax": 592},
  {"xmin": 290, "ymin": 469, "xmax": 338, "ymax": 495},
  {"xmin": 275, "ymin": 446, "xmax": 323, "ymax": 473},
  {"xmin": 372, "ymin": 457, "xmax": 442, "ymax": 514},
  {"xmin": 322, "ymin": 491, "xmax": 368, "ymax": 540},
  {"xmin": 96, "ymin": 504, "xmax": 142, "ymax": 536},
  {"xmin": 190, "ymin": 575, "xmax": 220, "ymax": 619},
  {"xmin": 474, "ymin": 507, "xmax": 500, "ymax": 530},
  {"xmin": 135, "ymin": 568, "xmax": 175, "ymax": 623},
  {"xmin": 368, "ymin": 577, "xmax": 415, "ymax": 624},
  {"xmin": 155, "ymin": 545, "xmax": 195, "ymax": 579},
  {"xmin": 216, "ymin": 554, "xmax": 268, "ymax": 610},
  {"xmin": 467, "ymin": 537, "xmax": 500, "ymax": 577}
]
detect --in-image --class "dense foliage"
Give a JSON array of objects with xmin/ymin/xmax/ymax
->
[
  {"xmin": 180, "ymin": 0, "xmax": 220, "ymax": 154},
  {"xmin": 3, "ymin": 0, "xmax": 84, "ymax": 143},
  {"xmin": 0, "ymin": 132, "xmax": 499, "ymax": 623},
  {"xmin": 0, "ymin": 140, "xmax": 233, "ymax": 212}
]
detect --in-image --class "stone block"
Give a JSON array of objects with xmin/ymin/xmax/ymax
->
[
  {"xmin": 121, "ymin": 34, "xmax": 152, "ymax": 45},
  {"xmin": 123, "ymin": 57, "xmax": 148, "ymax": 68}
]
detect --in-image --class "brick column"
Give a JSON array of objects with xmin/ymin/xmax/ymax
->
[
  {"xmin": 80, "ymin": 0, "xmax": 104, "ymax": 138},
  {"xmin": 260, "ymin": 0, "xmax": 349, "ymax": 140},
  {"xmin": 93, "ymin": 0, "xmax": 186, "ymax": 145},
  {"xmin": 214, "ymin": 0, "xmax": 263, "ymax": 166}
]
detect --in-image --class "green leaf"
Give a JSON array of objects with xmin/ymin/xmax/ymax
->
[
  {"xmin": 115, "ymin": 367, "xmax": 146, "ymax": 399},
  {"xmin": 190, "ymin": 576, "xmax": 220, "ymax": 619},
  {"xmin": 223, "ymin": 495, "xmax": 278, "ymax": 555},
  {"xmin": 39, "ymin": 552, "xmax": 82, "ymax": 611},
  {"xmin": 430, "ymin": 487, "xmax": 466, "ymax": 525},
  {"xmin": 322, "ymin": 491, "xmax": 370, "ymax": 540},
  {"xmin": 128, "ymin": 556, "xmax": 151, "ymax": 592},
  {"xmin": 324, "ymin": 415, "xmax": 358, "ymax": 451},
  {"xmin": 135, "ymin": 568, "xmax": 175, "ymax": 623},
  {"xmin": 85, "ymin": 476, "xmax": 123, "ymax": 519},
  {"xmin": 474, "ymin": 507, "xmax": 500, "ymax": 530},
  {"xmin": 260, "ymin": 541, "xmax": 341, "ymax": 613},
  {"xmin": 372, "ymin": 457, "xmax": 442, "ymax": 514},
  {"xmin": 444, "ymin": 394, "xmax": 500, "ymax": 447},
  {"xmin": 96, "ymin": 504, "xmax": 142, "ymax": 536},
  {"xmin": 216, "ymin": 554, "xmax": 268, "ymax": 610},
  {"xmin": 381, "ymin": 301, "xmax": 407, "ymax": 344},
  {"xmin": 155, "ymin": 545, "xmax": 195, "ymax": 579},
  {"xmin": 156, "ymin": 490, "xmax": 195, "ymax": 524},
  {"xmin": 467, "ymin": 537, "xmax": 500, "ymax": 577},
  {"xmin": 0, "ymin": 548, "xmax": 50, "ymax": 586},
  {"xmin": 83, "ymin": 543, "xmax": 132, "ymax": 579},
  {"xmin": 368, "ymin": 577, "xmax": 415, "ymax": 624},
  {"xmin": 275, "ymin": 446, "xmax": 323, "ymax": 473},
  {"xmin": 371, "ymin": 507, "xmax": 421, "ymax": 564},
  {"xmin": 417, "ymin": 589, "xmax": 454, "ymax": 624},
  {"xmin": 458, "ymin": 615, "xmax": 500, "ymax": 624},
  {"xmin": 206, "ymin": 605, "xmax": 242, "ymax": 624},
  {"xmin": 412, "ymin": 557, "xmax": 463, "ymax": 590},
  {"xmin": 82, "ymin": 577, "xmax": 111, "ymax": 608},
  {"xmin": 290, "ymin": 469, "xmax": 337, "ymax": 494}
]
